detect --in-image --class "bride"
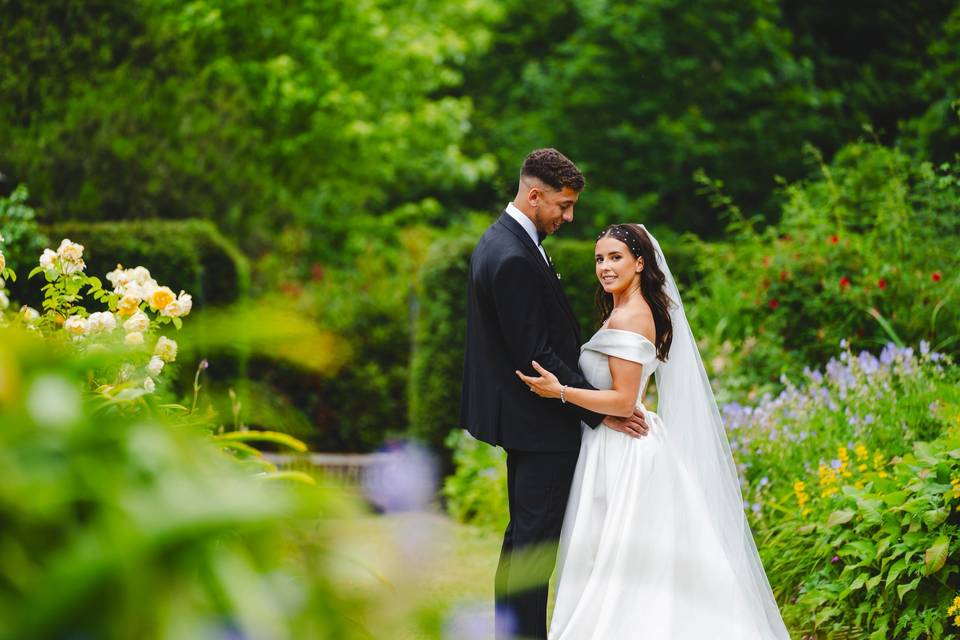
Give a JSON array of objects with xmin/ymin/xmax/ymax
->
[{"xmin": 516, "ymin": 223, "xmax": 790, "ymax": 639}]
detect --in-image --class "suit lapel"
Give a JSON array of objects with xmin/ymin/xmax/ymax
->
[{"xmin": 497, "ymin": 213, "xmax": 581, "ymax": 339}]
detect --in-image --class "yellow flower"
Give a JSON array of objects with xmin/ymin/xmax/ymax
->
[
  {"xmin": 117, "ymin": 294, "xmax": 141, "ymax": 316},
  {"xmin": 0, "ymin": 251, "xmax": 5, "ymax": 272},
  {"xmin": 855, "ymin": 443, "xmax": 868, "ymax": 460},
  {"xmin": 148, "ymin": 286, "xmax": 176, "ymax": 311},
  {"xmin": 858, "ymin": 463, "xmax": 867, "ymax": 472}
]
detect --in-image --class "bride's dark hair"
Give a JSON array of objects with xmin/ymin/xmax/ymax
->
[{"xmin": 594, "ymin": 224, "xmax": 673, "ymax": 361}]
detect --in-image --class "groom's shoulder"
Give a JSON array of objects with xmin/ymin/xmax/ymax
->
[{"xmin": 476, "ymin": 216, "xmax": 521, "ymax": 254}]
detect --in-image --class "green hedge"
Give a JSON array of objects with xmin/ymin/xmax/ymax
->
[{"xmin": 23, "ymin": 219, "xmax": 250, "ymax": 307}]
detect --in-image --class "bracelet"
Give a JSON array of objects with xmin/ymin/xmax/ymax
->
[{"xmin": 560, "ymin": 385, "xmax": 567, "ymax": 403}]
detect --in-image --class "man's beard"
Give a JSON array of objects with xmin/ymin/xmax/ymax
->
[{"xmin": 533, "ymin": 210, "xmax": 551, "ymax": 237}]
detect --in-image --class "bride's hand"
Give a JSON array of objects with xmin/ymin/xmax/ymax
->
[{"xmin": 515, "ymin": 361, "xmax": 562, "ymax": 399}]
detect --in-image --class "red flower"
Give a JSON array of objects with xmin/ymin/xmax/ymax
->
[
  {"xmin": 829, "ymin": 234, "xmax": 839, "ymax": 244},
  {"xmin": 779, "ymin": 270, "xmax": 789, "ymax": 282},
  {"xmin": 877, "ymin": 278, "xmax": 887, "ymax": 289},
  {"xmin": 932, "ymin": 271, "xmax": 942, "ymax": 282},
  {"xmin": 839, "ymin": 276, "xmax": 851, "ymax": 289},
  {"xmin": 769, "ymin": 299, "xmax": 779, "ymax": 310}
]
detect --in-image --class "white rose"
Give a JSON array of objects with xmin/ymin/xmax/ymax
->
[
  {"xmin": 0, "ymin": 251, "xmax": 6, "ymax": 273},
  {"xmin": 154, "ymin": 336, "xmax": 178, "ymax": 362},
  {"xmin": 139, "ymin": 279, "xmax": 158, "ymax": 299},
  {"xmin": 60, "ymin": 259, "xmax": 85, "ymax": 275},
  {"xmin": 131, "ymin": 266, "xmax": 152, "ymax": 285},
  {"xmin": 0, "ymin": 291, "xmax": 8, "ymax": 310},
  {"xmin": 0, "ymin": 232, "xmax": 4, "ymax": 242},
  {"xmin": 57, "ymin": 238, "xmax": 85, "ymax": 262},
  {"xmin": 106, "ymin": 264, "xmax": 132, "ymax": 293},
  {"xmin": 161, "ymin": 291, "xmax": 193, "ymax": 318},
  {"xmin": 123, "ymin": 311, "xmax": 150, "ymax": 333},
  {"xmin": 146, "ymin": 356, "xmax": 165, "ymax": 377},
  {"xmin": 125, "ymin": 331, "xmax": 144, "ymax": 346},
  {"xmin": 143, "ymin": 377, "xmax": 156, "ymax": 393},
  {"xmin": 87, "ymin": 311, "xmax": 117, "ymax": 334},
  {"xmin": 64, "ymin": 315, "xmax": 88, "ymax": 336},
  {"xmin": 20, "ymin": 306, "xmax": 40, "ymax": 324},
  {"xmin": 39, "ymin": 248, "xmax": 57, "ymax": 271}
]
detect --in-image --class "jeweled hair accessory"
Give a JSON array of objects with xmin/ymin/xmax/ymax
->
[{"xmin": 598, "ymin": 225, "xmax": 643, "ymax": 258}]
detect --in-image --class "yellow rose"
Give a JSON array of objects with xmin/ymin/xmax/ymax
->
[
  {"xmin": 148, "ymin": 286, "xmax": 176, "ymax": 311},
  {"xmin": 117, "ymin": 294, "xmax": 141, "ymax": 316}
]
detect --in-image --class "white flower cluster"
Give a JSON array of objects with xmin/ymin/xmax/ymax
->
[
  {"xmin": 106, "ymin": 264, "xmax": 192, "ymax": 318},
  {"xmin": 39, "ymin": 239, "xmax": 86, "ymax": 276},
  {"xmin": 64, "ymin": 311, "xmax": 118, "ymax": 337}
]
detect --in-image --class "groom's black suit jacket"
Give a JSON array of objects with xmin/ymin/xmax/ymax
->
[{"xmin": 459, "ymin": 212, "xmax": 603, "ymax": 452}]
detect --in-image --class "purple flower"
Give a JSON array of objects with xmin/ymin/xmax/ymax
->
[
  {"xmin": 751, "ymin": 502, "xmax": 762, "ymax": 514},
  {"xmin": 831, "ymin": 555, "xmax": 839, "ymax": 564},
  {"xmin": 444, "ymin": 603, "xmax": 516, "ymax": 640},
  {"xmin": 362, "ymin": 440, "xmax": 438, "ymax": 513},
  {"xmin": 831, "ymin": 459, "xmax": 842, "ymax": 470},
  {"xmin": 920, "ymin": 340, "xmax": 930, "ymax": 356},
  {"xmin": 759, "ymin": 476, "xmax": 769, "ymax": 487}
]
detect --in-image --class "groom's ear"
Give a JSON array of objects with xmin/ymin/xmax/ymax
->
[{"xmin": 527, "ymin": 185, "xmax": 543, "ymax": 208}]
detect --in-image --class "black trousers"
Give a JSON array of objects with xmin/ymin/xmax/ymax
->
[{"xmin": 495, "ymin": 448, "xmax": 580, "ymax": 640}]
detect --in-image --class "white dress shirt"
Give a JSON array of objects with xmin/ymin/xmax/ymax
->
[{"xmin": 505, "ymin": 202, "xmax": 549, "ymax": 265}]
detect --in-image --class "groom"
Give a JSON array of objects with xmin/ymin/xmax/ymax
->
[{"xmin": 459, "ymin": 148, "xmax": 648, "ymax": 639}]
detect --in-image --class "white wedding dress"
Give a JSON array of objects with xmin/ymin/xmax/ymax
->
[{"xmin": 548, "ymin": 328, "xmax": 790, "ymax": 639}]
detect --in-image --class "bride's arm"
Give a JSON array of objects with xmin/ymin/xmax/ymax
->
[{"xmin": 517, "ymin": 355, "xmax": 643, "ymax": 417}]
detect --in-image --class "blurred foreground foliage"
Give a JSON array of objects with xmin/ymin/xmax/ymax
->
[{"xmin": 0, "ymin": 327, "xmax": 364, "ymax": 640}]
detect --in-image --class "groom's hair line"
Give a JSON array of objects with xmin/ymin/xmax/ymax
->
[{"xmin": 520, "ymin": 148, "xmax": 585, "ymax": 192}]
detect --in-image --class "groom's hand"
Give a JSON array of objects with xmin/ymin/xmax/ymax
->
[{"xmin": 603, "ymin": 407, "xmax": 648, "ymax": 438}]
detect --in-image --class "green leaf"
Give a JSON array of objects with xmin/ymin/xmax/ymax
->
[
  {"xmin": 827, "ymin": 510, "xmax": 855, "ymax": 527},
  {"xmin": 28, "ymin": 265, "xmax": 43, "ymax": 279},
  {"xmin": 259, "ymin": 470, "xmax": 317, "ymax": 485},
  {"xmin": 897, "ymin": 576, "xmax": 921, "ymax": 602},
  {"xmin": 882, "ymin": 491, "xmax": 909, "ymax": 507},
  {"xmin": 924, "ymin": 535, "xmax": 949, "ymax": 575},
  {"xmin": 887, "ymin": 558, "xmax": 908, "ymax": 584},
  {"xmin": 172, "ymin": 317, "xmax": 183, "ymax": 330},
  {"xmin": 922, "ymin": 508, "xmax": 948, "ymax": 528},
  {"xmin": 213, "ymin": 430, "xmax": 308, "ymax": 452},
  {"xmin": 848, "ymin": 573, "xmax": 868, "ymax": 591},
  {"xmin": 866, "ymin": 574, "xmax": 882, "ymax": 592}
]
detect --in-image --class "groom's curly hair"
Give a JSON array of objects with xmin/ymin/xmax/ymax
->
[{"xmin": 520, "ymin": 148, "xmax": 585, "ymax": 192}]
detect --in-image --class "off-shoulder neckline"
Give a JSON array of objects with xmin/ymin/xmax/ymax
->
[{"xmin": 591, "ymin": 327, "xmax": 656, "ymax": 349}]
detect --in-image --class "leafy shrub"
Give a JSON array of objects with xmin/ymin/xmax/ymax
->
[
  {"xmin": 690, "ymin": 143, "xmax": 960, "ymax": 396},
  {"xmin": 442, "ymin": 429, "xmax": 508, "ymax": 533},
  {"xmin": 0, "ymin": 325, "xmax": 373, "ymax": 639},
  {"xmin": 0, "ymin": 185, "xmax": 48, "ymax": 276},
  {"xmin": 409, "ymin": 233, "xmax": 474, "ymax": 451},
  {"xmin": 729, "ymin": 343, "xmax": 960, "ymax": 638}
]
